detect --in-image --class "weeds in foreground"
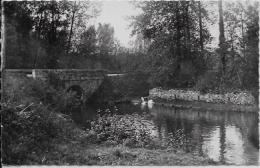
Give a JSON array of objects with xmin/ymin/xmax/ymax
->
[
  {"xmin": 1, "ymin": 105, "xmax": 61, "ymax": 164},
  {"xmin": 90, "ymin": 109, "xmax": 189, "ymax": 151},
  {"xmin": 2, "ymin": 73, "xmax": 85, "ymax": 164}
]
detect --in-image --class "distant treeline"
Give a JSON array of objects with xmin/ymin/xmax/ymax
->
[{"xmin": 3, "ymin": 0, "xmax": 259, "ymax": 92}]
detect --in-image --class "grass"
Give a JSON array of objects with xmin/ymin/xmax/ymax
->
[
  {"xmin": 35, "ymin": 130, "xmax": 219, "ymax": 165},
  {"xmin": 91, "ymin": 145, "xmax": 219, "ymax": 166}
]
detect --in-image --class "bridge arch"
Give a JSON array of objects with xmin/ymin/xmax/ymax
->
[{"xmin": 67, "ymin": 85, "xmax": 84, "ymax": 99}]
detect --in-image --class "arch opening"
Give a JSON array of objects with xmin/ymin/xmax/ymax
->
[{"xmin": 67, "ymin": 85, "xmax": 84, "ymax": 99}]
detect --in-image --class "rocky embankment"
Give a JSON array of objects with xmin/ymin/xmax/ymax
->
[{"xmin": 149, "ymin": 88, "xmax": 256, "ymax": 105}]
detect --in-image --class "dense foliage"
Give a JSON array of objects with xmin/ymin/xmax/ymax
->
[
  {"xmin": 2, "ymin": 105, "xmax": 61, "ymax": 164},
  {"xmin": 90, "ymin": 108, "xmax": 188, "ymax": 150},
  {"xmin": 128, "ymin": 0, "xmax": 258, "ymax": 94},
  {"xmin": 1, "ymin": 73, "xmax": 87, "ymax": 164},
  {"xmin": 4, "ymin": 1, "xmax": 118, "ymax": 70},
  {"xmin": 130, "ymin": 1, "xmax": 211, "ymax": 87}
]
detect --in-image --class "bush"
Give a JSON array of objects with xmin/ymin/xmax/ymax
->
[
  {"xmin": 1, "ymin": 105, "xmax": 61, "ymax": 164},
  {"xmin": 5, "ymin": 72, "xmax": 80, "ymax": 115},
  {"xmin": 194, "ymin": 71, "xmax": 222, "ymax": 94},
  {"xmin": 90, "ymin": 112, "xmax": 154, "ymax": 147},
  {"xmin": 90, "ymin": 110, "xmax": 188, "ymax": 150},
  {"xmin": 2, "ymin": 72, "xmax": 90, "ymax": 164}
]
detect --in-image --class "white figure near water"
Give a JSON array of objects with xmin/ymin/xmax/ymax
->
[{"xmin": 141, "ymin": 97, "xmax": 154, "ymax": 109}]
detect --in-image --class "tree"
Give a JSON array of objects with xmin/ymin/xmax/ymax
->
[
  {"xmin": 131, "ymin": 1, "xmax": 211, "ymax": 87},
  {"xmin": 96, "ymin": 23, "xmax": 115, "ymax": 56},
  {"xmin": 66, "ymin": 0, "xmax": 100, "ymax": 53},
  {"xmin": 242, "ymin": 1, "xmax": 259, "ymax": 89},
  {"xmin": 218, "ymin": 0, "xmax": 259, "ymax": 90},
  {"xmin": 198, "ymin": 1, "xmax": 204, "ymax": 52},
  {"xmin": 4, "ymin": 0, "xmax": 99, "ymax": 69},
  {"xmin": 218, "ymin": 0, "xmax": 226, "ymax": 74},
  {"xmin": 4, "ymin": 1, "xmax": 35, "ymax": 68},
  {"xmin": 78, "ymin": 25, "xmax": 97, "ymax": 58},
  {"xmin": 1, "ymin": 0, "xmax": 6, "ymax": 101}
]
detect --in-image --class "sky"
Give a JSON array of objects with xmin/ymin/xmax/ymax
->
[
  {"xmin": 93, "ymin": 1, "xmax": 141, "ymax": 47},
  {"xmin": 92, "ymin": 0, "xmax": 221, "ymax": 48}
]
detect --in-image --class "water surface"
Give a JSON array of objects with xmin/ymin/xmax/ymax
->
[{"xmin": 73, "ymin": 102, "xmax": 259, "ymax": 165}]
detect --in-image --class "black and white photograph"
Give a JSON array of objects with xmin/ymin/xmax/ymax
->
[{"xmin": 0, "ymin": 0, "xmax": 259, "ymax": 166}]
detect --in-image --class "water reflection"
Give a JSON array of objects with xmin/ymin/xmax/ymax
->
[
  {"xmin": 150, "ymin": 105, "xmax": 259, "ymax": 165},
  {"xmin": 72, "ymin": 101, "xmax": 259, "ymax": 165}
]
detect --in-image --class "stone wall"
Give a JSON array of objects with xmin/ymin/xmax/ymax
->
[
  {"xmin": 32, "ymin": 69, "xmax": 106, "ymax": 81},
  {"xmin": 149, "ymin": 88, "xmax": 256, "ymax": 105},
  {"xmin": 4, "ymin": 69, "xmax": 106, "ymax": 102},
  {"xmin": 32, "ymin": 69, "xmax": 106, "ymax": 100}
]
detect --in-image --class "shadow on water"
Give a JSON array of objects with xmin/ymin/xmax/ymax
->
[
  {"xmin": 149, "ymin": 105, "xmax": 259, "ymax": 165},
  {"xmin": 70, "ymin": 100, "xmax": 259, "ymax": 165}
]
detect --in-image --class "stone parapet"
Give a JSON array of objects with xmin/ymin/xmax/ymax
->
[{"xmin": 32, "ymin": 69, "xmax": 106, "ymax": 81}]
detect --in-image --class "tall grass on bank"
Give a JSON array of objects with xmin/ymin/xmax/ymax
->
[
  {"xmin": 5, "ymin": 72, "xmax": 79, "ymax": 114},
  {"xmin": 1, "ymin": 72, "xmax": 82, "ymax": 164},
  {"xmin": 1, "ymin": 105, "xmax": 61, "ymax": 164}
]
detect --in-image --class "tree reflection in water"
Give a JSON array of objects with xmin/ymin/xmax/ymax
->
[
  {"xmin": 150, "ymin": 105, "xmax": 259, "ymax": 165},
  {"xmin": 72, "ymin": 102, "xmax": 259, "ymax": 165}
]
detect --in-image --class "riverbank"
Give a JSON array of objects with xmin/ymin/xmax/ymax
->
[
  {"xmin": 149, "ymin": 88, "xmax": 257, "ymax": 112},
  {"xmin": 38, "ymin": 117, "xmax": 220, "ymax": 166},
  {"xmin": 50, "ymin": 143, "xmax": 219, "ymax": 166}
]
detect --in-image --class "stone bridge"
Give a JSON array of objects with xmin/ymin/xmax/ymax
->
[{"xmin": 5, "ymin": 69, "xmax": 124, "ymax": 101}]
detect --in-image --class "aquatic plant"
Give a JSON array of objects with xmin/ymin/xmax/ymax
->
[
  {"xmin": 90, "ymin": 109, "xmax": 189, "ymax": 150},
  {"xmin": 90, "ymin": 109, "xmax": 156, "ymax": 147}
]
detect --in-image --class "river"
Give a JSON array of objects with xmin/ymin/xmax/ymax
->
[{"xmin": 71, "ymin": 101, "xmax": 259, "ymax": 165}]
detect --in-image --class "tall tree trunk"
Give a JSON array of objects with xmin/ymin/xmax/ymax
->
[
  {"xmin": 218, "ymin": 0, "xmax": 226, "ymax": 74},
  {"xmin": 48, "ymin": 1, "xmax": 58, "ymax": 68},
  {"xmin": 51, "ymin": 3, "xmax": 55, "ymax": 44},
  {"xmin": 186, "ymin": 2, "xmax": 190, "ymax": 59},
  {"xmin": 1, "ymin": 0, "xmax": 6, "ymax": 102},
  {"xmin": 241, "ymin": 10, "xmax": 246, "ymax": 59},
  {"xmin": 37, "ymin": 13, "xmax": 43, "ymax": 39},
  {"xmin": 33, "ymin": 12, "xmax": 43, "ymax": 68},
  {"xmin": 198, "ymin": 1, "xmax": 204, "ymax": 52},
  {"xmin": 67, "ymin": 1, "xmax": 77, "ymax": 54},
  {"xmin": 175, "ymin": 1, "xmax": 181, "ymax": 61}
]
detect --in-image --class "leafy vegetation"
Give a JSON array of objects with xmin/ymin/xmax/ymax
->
[
  {"xmin": 2, "ymin": 105, "xmax": 61, "ymax": 164},
  {"xmin": 89, "ymin": 108, "xmax": 193, "ymax": 151},
  {"xmin": 127, "ymin": 0, "xmax": 258, "ymax": 96},
  {"xmin": 91, "ymin": 112, "xmax": 155, "ymax": 147},
  {"xmin": 2, "ymin": 71, "xmax": 90, "ymax": 164},
  {"xmin": 4, "ymin": 1, "xmax": 117, "ymax": 70}
]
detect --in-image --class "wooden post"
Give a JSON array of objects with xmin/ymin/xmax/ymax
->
[{"xmin": 1, "ymin": 0, "xmax": 6, "ymax": 103}]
